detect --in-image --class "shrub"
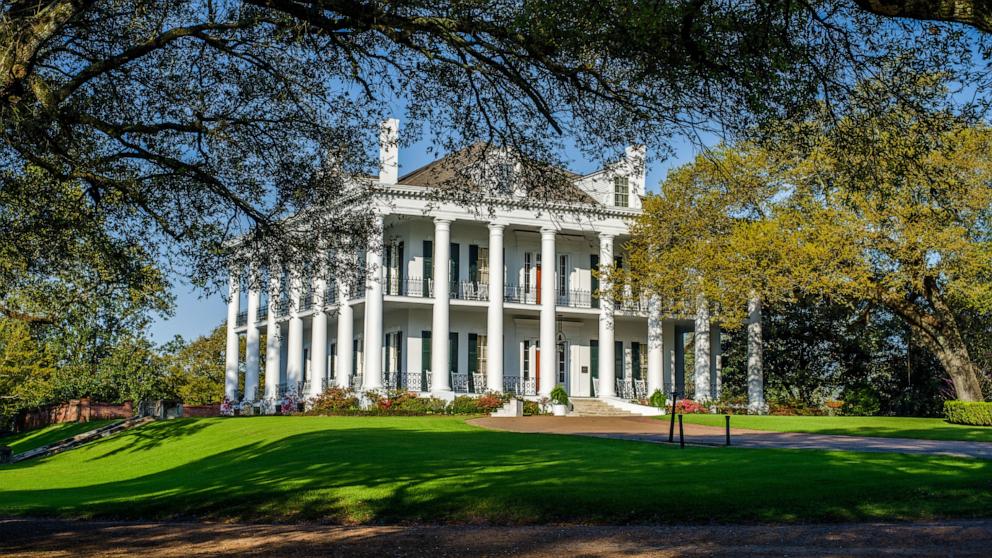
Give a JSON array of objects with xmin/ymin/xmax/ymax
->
[
  {"xmin": 476, "ymin": 391, "xmax": 508, "ymax": 413},
  {"xmin": 305, "ymin": 386, "xmax": 360, "ymax": 415},
  {"xmin": 671, "ymin": 399, "xmax": 707, "ymax": 414},
  {"xmin": 649, "ymin": 389, "xmax": 666, "ymax": 408},
  {"xmin": 944, "ymin": 401, "xmax": 992, "ymax": 426},
  {"xmin": 549, "ymin": 384, "xmax": 569, "ymax": 405},
  {"xmin": 522, "ymin": 400, "xmax": 547, "ymax": 416},
  {"xmin": 394, "ymin": 395, "xmax": 448, "ymax": 414},
  {"xmin": 841, "ymin": 386, "xmax": 882, "ymax": 416},
  {"xmin": 449, "ymin": 395, "xmax": 483, "ymax": 415}
]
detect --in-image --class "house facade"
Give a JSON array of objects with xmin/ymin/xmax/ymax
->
[{"xmin": 223, "ymin": 120, "xmax": 766, "ymax": 410}]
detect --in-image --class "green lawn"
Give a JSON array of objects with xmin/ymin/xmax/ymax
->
[
  {"xmin": 680, "ymin": 414, "xmax": 992, "ymax": 442},
  {"xmin": 1, "ymin": 420, "xmax": 117, "ymax": 455},
  {"xmin": 0, "ymin": 416, "xmax": 990, "ymax": 524}
]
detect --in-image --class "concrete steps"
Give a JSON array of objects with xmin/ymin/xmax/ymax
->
[
  {"xmin": 10, "ymin": 416, "xmax": 154, "ymax": 463},
  {"xmin": 568, "ymin": 398, "xmax": 639, "ymax": 417}
]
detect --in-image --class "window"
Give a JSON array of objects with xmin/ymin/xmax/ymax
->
[
  {"xmin": 468, "ymin": 333, "xmax": 486, "ymax": 391},
  {"xmin": 329, "ymin": 343, "xmax": 336, "ymax": 379},
  {"xmin": 450, "ymin": 243, "xmax": 460, "ymax": 294},
  {"xmin": 558, "ymin": 255, "xmax": 569, "ymax": 297},
  {"xmin": 479, "ymin": 247, "xmax": 489, "ymax": 284},
  {"xmin": 421, "ymin": 331, "xmax": 431, "ymax": 389},
  {"xmin": 590, "ymin": 340, "xmax": 599, "ymax": 378},
  {"xmin": 614, "ymin": 176, "xmax": 629, "ymax": 207},
  {"xmin": 524, "ymin": 252, "xmax": 532, "ymax": 295},
  {"xmin": 557, "ymin": 342, "xmax": 566, "ymax": 384}
]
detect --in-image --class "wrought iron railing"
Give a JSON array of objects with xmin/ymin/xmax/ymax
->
[
  {"xmin": 615, "ymin": 378, "xmax": 648, "ymax": 400},
  {"xmin": 502, "ymin": 376, "xmax": 537, "ymax": 396},
  {"xmin": 556, "ymin": 288, "xmax": 593, "ymax": 308},
  {"xmin": 503, "ymin": 283, "xmax": 538, "ymax": 304},
  {"xmin": 235, "ymin": 310, "xmax": 247, "ymax": 327},
  {"xmin": 385, "ymin": 277, "xmax": 431, "ymax": 298}
]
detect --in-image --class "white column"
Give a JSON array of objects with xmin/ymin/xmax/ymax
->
[
  {"xmin": 539, "ymin": 227, "xmax": 556, "ymax": 397},
  {"xmin": 487, "ymin": 223, "xmax": 505, "ymax": 392},
  {"xmin": 647, "ymin": 295, "xmax": 663, "ymax": 396},
  {"xmin": 662, "ymin": 319, "xmax": 675, "ymax": 396},
  {"xmin": 363, "ymin": 215, "xmax": 385, "ymax": 390},
  {"xmin": 244, "ymin": 271, "xmax": 261, "ymax": 402},
  {"xmin": 336, "ymin": 255, "xmax": 354, "ymax": 388},
  {"xmin": 286, "ymin": 266, "xmax": 304, "ymax": 391},
  {"xmin": 597, "ymin": 233, "xmax": 616, "ymax": 398},
  {"xmin": 694, "ymin": 298, "xmax": 711, "ymax": 401},
  {"xmin": 710, "ymin": 324, "xmax": 721, "ymax": 400},
  {"xmin": 747, "ymin": 295, "xmax": 765, "ymax": 412},
  {"xmin": 264, "ymin": 265, "xmax": 282, "ymax": 400},
  {"xmin": 431, "ymin": 219, "xmax": 452, "ymax": 392},
  {"xmin": 309, "ymin": 253, "xmax": 328, "ymax": 398},
  {"xmin": 224, "ymin": 271, "xmax": 240, "ymax": 401}
]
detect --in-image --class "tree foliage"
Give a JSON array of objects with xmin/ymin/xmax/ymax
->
[
  {"xmin": 626, "ymin": 73, "xmax": 992, "ymax": 401},
  {"xmin": 0, "ymin": 0, "xmax": 977, "ymax": 303}
]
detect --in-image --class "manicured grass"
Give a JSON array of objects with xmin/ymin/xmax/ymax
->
[
  {"xmin": 1, "ymin": 421, "xmax": 117, "ymax": 455},
  {"xmin": 680, "ymin": 415, "xmax": 992, "ymax": 442},
  {"xmin": 1, "ymin": 416, "xmax": 990, "ymax": 524}
]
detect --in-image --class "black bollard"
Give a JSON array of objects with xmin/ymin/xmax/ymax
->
[
  {"xmin": 678, "ymin": 414, "xmax": 685, "ymax": 448},
  {"xmin": 668, "ymin": 390, "xmax": 677, "ymax": 443},
  {"xmin": 725, "ymin": 415, "xmax": 731, "ymax": 446}
]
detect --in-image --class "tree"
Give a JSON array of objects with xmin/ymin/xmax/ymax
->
[
  {"xmin": 626, "ymin": 74, "xmax": 992, "ymax": 401},
  {"xmin": 164, "ymin": 325, "xmax": 265, "ymax": 404},
  {"xmin": 0, "ymin": 318, "xmax": 53, "ymax": 429},
  {"xmin": 1, "ymin": 1, "xmax": 972, "ymax": 304}
]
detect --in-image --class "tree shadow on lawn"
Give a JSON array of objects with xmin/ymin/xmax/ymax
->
[{"xmin": 2, "ymin": 419, "xmax": 991, "ymax": 525}]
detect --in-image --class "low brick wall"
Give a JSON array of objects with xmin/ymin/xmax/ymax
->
[
  {"xmin": 15, "ymin": 399, "xmax": 133, "ymax": 432},
  {"xmin": 182, "ymin": 404, "xmax": 221, "ymax": 418}
]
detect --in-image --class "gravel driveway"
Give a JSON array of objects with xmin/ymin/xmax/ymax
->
[{"xmin": 469, "ymin": 416, "xmax": 992, "ymax": 459}]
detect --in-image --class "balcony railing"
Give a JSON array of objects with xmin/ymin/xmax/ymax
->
[
  {"xmin": 235, "ymin": 310, "xmax": 247, "ymax": 327},
  {"xmin": 557, "ymin": 288, "xmax": 593, "ymax": 309},
  {"xmin": 503, "ymin": 283, "xmax": 538, "ymax": 304},
  {"xmin": 385, "ymin": 277, "xmax": 431, "ymax": 297},
  {"xmin": 452, "ymin": 281, "xmax": 489, "ymax": 301}
]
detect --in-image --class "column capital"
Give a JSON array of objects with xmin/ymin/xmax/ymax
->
[
  {"xmin": 434, "ymin": 217, "xmax": 452, "ymax": 229},
  {"xmin": 540, "ymin": 226, "xmax": 557, "ymax": 237},
  {"xmin": 488, "ymin": 222, "xmax": 506, "ymax": 233},
  {"xmin": 598, "ymin": 232, "xmax": 615, "ymax": 243}
]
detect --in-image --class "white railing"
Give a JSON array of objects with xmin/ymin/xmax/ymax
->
[
  {"xmin": 404, "ymin": 371, "xmax": 432, "ymax": 392},
  {"xmin": 502, "ymin": 376, "xmax": 537, "ymax": 396}
]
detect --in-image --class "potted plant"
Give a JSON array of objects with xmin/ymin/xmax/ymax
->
[{"xmin": 550, "ymin": 385, "xmax": 569, "ymax": 416}]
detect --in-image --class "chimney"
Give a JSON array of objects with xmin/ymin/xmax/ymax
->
[
  {"xmin": 625, "ymin": 144, "xmax": 646, "ymax": 196},
  {"xmin": 379, "ymin": 118, "xmax": 399, "ymax": 185}
]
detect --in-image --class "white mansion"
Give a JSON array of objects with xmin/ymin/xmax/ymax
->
[{"xmin": 223, "ymin": 120, "xmax": 766, "ymax": 412}]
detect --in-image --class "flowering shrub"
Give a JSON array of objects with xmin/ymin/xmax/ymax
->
[
  {"xmin": 219, "ymin": 397, "xmax": 235, "ymax": 416},
  {"xmin": 449, "ymin": 395, "xmax": 483, "ymax": 414},
  {"xmin": 280, "ymin": 391, "xmax": 300, "ymax": 415},
  {"xmin": 649, "ymin": 390, "xmax": 666, "ymax": 408},
  {"xmin": 672, "ymin": 399, "xmax": 707, "ymax": 414},
  {"xmin": 476, "ymin": 391, "xmax": 510, "ymax": 413},
  {"xmin": 306, "ymin": 386, "xmax": 360, "ymax": 415},
  {"xmin": 393, "ymin": 395, "xmax": 448, "ymax": 414}
]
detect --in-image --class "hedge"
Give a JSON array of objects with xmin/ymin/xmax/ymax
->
[{"xmin": 944, "ymin": 401, "xmax": 992, "ymax": 426}]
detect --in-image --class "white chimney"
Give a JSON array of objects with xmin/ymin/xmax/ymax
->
[
  {"xmin": 379, "ymin": 118, "xmax": 399, "ymax": 185},
  {"xmin": 625, "ymin": 144, "xmax": 646, "ymax": 197}
]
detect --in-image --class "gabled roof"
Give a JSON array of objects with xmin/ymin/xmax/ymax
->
[{"xmin": 397, "ymin": 143, "xmax": 597, "ymax": 205}]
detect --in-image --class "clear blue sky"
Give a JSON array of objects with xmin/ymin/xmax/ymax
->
[{"xmin": 147, "ymin": 132, "xmax": 705, "ymax": 345}]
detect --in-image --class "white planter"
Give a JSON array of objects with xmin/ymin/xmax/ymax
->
[{"xmin": 552, "ymin": 403, "xmax": 568, "ymax": 416}]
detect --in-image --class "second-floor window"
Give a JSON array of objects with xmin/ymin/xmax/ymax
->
[{"xmin": 614, "ymin": 176, "xmax": 629, "ymax": 207}]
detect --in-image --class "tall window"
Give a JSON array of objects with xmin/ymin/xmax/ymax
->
[
  {"xmin": 558, "ymin": 255, "xmax": 569, "ymax": 297},
  {"xmin": 614, "ymin": 176, "xmax": 629, "ymax": 207},
  {"xmin": 479, "ymin": 247, "xmax": 489, "ymax": 284},
  {"xmin": 421, "ymin": 331, "xmax": 431, "ymax": 387},
  {"xmin": 523, "ymin": 340, "xmax": 531, "ymax": 380}
]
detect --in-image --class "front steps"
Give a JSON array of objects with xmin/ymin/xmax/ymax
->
[{"xmin": 569, "ymin": 398, "xmax": 639, "ymax": 417}]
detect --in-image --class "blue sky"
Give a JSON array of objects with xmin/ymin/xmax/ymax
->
[{"xmin": 147, "ymin": 132, "xmax": 705, "ymax": 345}]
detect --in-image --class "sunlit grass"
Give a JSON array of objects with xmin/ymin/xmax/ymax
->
[
  {"xmin": 680, "ymin": 415, "xmax": 992, "ymax": 442},
  {"xmin": 0, "ymin": 416, "xmax": 989, "ymax": 524},
  {"xmin": 1, "ymin": 420, "xmax": 117, "ymax": 455}
]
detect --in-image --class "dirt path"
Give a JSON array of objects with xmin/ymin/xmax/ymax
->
[
  {"xmin": 1, "ymin": 518, "xmax": 990, "ymax": 557},
  {"xmin": 469, "ymin": 416, "xmax": 992, "ymax": 459}
]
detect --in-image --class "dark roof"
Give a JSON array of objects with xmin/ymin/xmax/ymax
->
[{"xmin": 397, "ymin": 143, "xmax": 597, "ymax": 205}]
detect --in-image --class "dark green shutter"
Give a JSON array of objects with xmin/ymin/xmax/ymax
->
[
  {"xmin": 631, "ymin": 342, "xmax": 641, "ymax": 380},
  {"xmin": 449, "ymin": 332, "xmax": 458, "ymax": 374},
  {"xmin": 590, "ymin": 254, "xmax": 600, "ymax": 309},
  {"xmin": 468, "ymin": 333, "xmax": 478, "ymax": 391},
  {"xmin": 421, "ymin": 331, "xmax": 431, "ymax": 388},
  {"xmin": 615, "ymin": 341, "xmax": 624, "ymax": 379}
]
